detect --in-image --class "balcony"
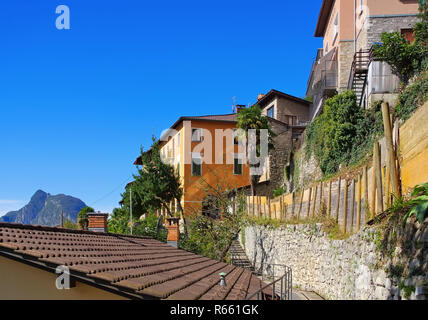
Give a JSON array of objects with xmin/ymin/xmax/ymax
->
[{"xmin": 306, "ymin": 48, "xmax": 338, "ymax": 121}]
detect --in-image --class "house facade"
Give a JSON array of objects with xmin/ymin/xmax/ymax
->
[
  {"xmin": 307, "ymin": 0, "xmax": 421, "ymax": 118},
  {"xmin": 134, "ymin": 90, "xmax": 310, "ymax": 215},
  {"xmin": 136, "ymin": 114, "xmax": 252, "ymax": 216}
]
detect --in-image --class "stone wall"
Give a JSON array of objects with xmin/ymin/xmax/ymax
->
[{"xmin": 243, "ymin": 219, "xmax": 428, "ymax": 300}]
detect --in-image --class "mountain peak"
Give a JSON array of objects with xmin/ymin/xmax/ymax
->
[{"xmin": 0, "ymin": 190, "xmax": 87, "ymax": 226}]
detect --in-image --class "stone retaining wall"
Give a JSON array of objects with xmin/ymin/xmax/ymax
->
[{"xmin": 243, "ymin": 220, "xmax": 428, "ymax": 300}]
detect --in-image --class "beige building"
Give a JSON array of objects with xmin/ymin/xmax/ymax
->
[{"xmin": 307, "ymin": 0, "xmax": 421, "ymax": 118}]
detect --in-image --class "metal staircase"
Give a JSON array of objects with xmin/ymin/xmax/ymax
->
[{"xmin": 348, "ymin": 48, "xmax": 372, "ymax": 107}]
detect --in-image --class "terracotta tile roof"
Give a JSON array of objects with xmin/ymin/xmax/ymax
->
[{"xmin": 0, "ymin": 222, "xmax": 269, "ymax": 300}]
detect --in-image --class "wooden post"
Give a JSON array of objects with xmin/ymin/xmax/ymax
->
[
  {"xmin": 385, "ymin": 163, "xmax": 391, "ymax": 208},
  {"xmin": 374, "ymin": 142, "xmax": 384, "ymax": 215},
  {"xmin": 363, "ymin": 165, "xmax": 368, "ymax": 222},
  {"xmin": 319, "ymin": 182, "xmax": 324, "ymax": 210},
  {"xmin": 357, "ymin": 174, "xmax": 362, "ymax": 231},
  {"xmin": 307, "ymin": 188, "xmax": 312, "ymax": 218},
  {"xmin": 312, "ymin": 184, "xmax": 318, "ymax": 217},
  {"xmin": 350, "ymin": 179, "xmax": 355, "ymax": 233},
  {"xmin": 336, "ymin": 178, "xmax": 341, "ymax": 222},
  {"xmin": 328, "ymin": 180, "xmax": 332, "ymax": 217},
  {"xmin": 343, "ymin": 180, "xmax": 348, "ymax": 234},
  {"xmin": 381, "ymin": 102, "xmax": 400, "ymax": 198},
  {"xmin": 291, "ymin": 192, "xmax": 295, "ymax": 217},
  {"xmin": 298, "ymin": 190, "xmax": 304, "ymax": 219},
  {"xmin": 268, "ymin": 197, "xmax": 271, "ymax": 219}
]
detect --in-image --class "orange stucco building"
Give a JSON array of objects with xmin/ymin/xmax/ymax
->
[{"xmin": 136, "ymin": 114, "xmax": 251, "ymax": 216}]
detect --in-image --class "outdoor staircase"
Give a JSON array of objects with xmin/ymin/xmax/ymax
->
[
  {"xmin": 229, "ymin": 240, "xmax": 254, "ymax": 271},
  {"xmin": 348, "ymin": 48, "xmax": 372, "ymax": 107}
]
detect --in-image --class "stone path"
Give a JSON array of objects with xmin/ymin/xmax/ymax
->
[{"xmin": 229, "ymin": 240, "xmax": 254, "ymax": 271}]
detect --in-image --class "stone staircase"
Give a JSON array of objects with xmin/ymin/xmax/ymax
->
[{"xmin": 229, "ymin": 240, "xmax": 254, "ymax": 271}]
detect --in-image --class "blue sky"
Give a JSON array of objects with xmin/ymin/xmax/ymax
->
[{"xmin": 0, "ymin": 0, "xmax": 323, "ymax": 215}]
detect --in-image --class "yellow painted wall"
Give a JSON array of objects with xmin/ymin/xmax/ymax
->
[
  {"xmin": 400, "ymin": 101, "xmax": 428, "ymax": 194},
  {"xmin": 0, "ymin": 256, "xmax": 128, "ymax": 300},
  {"xmin": 160, "ymin": 119, "xmax": 250, "ymax": 216}
]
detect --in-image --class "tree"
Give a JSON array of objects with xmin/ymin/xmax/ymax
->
[
  {"xmin": 112, "ymin": 137, "xmax": 184, "ymax": 236},
  {"xmin": 237, "ymin": 105, "xmax": 275, "ymax": 196},
  {"xmin": 179, "ymin": 176, "xmax": 247, "ymax": 262},
  {"xmin": 131, "ymin": 138, "xmax": 183, "ymax": 218},
  {"xmin": 373, "ymin": 3, "xmax": 428, "ymax": 83},
  {"xmin": 78, "ymin": 206, "xmax": 94, "ymax": 230}
]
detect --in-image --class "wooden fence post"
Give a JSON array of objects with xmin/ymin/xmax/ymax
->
[
  {"xmin": 307, "ymin": 188, "xmax": 312, "ymax": 218},
  {"xmin": 382, "ymin": 102, "xmax": 400, "ymax": 198},
  {"xmin": 312, "ymin": 185, "xmax": 318, "ymax": 217},
  {"xmin": 328, "ymin": 180, "xmax": 332, "ymax": 217},
  {"xmin": 343, "ymin": 180, "xmax": 348, "ymax": 234},
  {"xmin": 357, "ymin": 174, "xmax": 362, "ymax": 231},
  {"xmin": 291, "ymin": 192, "xmax": 295, "ymax": 217},
  {"xmin": 374, "ymin": 142, "xmax": 384, "ymax": 215},
  {"xmin": 298, "ymin": 190, "xmax": 304, "ymax": 219},
  {"xmin": 336, "ymin": 178, "xmax": 341, "ymax": 222},
  {"xmin": 363, "ymin": 165, "xmax": 368, "ymax": 223},
  {"xmin": 350, "ymin": 179, "xmax": 355, "ymax": 233}
]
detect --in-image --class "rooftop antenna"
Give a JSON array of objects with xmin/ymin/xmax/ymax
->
[{"xmin": 232, "ymin": 96, "xmax": 236, "ymax": 113}]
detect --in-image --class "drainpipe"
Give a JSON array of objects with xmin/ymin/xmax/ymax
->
[{"xmin": 354, "ymin": 0, "xmax": 356, "ymax": 53}]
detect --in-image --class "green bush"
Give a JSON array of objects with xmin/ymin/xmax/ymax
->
[
  {"xmin": 305, "ymin": 91, "xmax": 383, "ymax": 176},
  {"xmin": 395, "ymin": 70, "xmax": 428, "ymax": 121}
]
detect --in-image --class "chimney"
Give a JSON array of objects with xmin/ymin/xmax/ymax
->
[
  {"xmin": 257, "ymin": 93, "xmax": 265, "ymax": 101},
  {"xmin": 87, "ymin": 213, "xmax": 109, "ymax": 233},
  {"xmin": 166, "ymin": 217, "xmax": 180, "ymax": 247}
]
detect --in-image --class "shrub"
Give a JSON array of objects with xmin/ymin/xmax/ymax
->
[
  {"xmin": 395, "ymin": 70, "xmax": 428, "ymax": 121},
  {"xmin": 306, "ymin": 91, "xmax": 383, "ymax": 176}
]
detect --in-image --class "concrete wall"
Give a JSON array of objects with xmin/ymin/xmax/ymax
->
[
  {"xmin": 0, "ymin": 256, "xmax": 127, "ymax": 300},
  {"xmin": 243, "ymin": 220, "xmax": 428, "ymax": 300}
]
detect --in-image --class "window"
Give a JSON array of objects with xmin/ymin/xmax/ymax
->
[
  {"xmin": 333, "ymin": 13, "xmax": 338, "ymax": 39},
  {"xmin": 233, "ymin": 154, "xmax": 243, "ymax": 175},
  {"xmin": 191, "ymin": 153, "xmax": 202, "ymax": 176},
  {"xmin": 325, "ymin": 42, "xmax": 329, "ymax": 54},
  {"xmin": 267, "ymin": 106, "xmax": 274, "ymax": 118},
  {"xmin": 177, "ymin": 132, "xmax": 181, "ymax": 147},
  {"xmin": 192, "ymin": 128, "xmax": 202, "ymax": 142}
]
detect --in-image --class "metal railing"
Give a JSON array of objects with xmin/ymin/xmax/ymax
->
[{"xmin": 246, "ymin": 264, "xmax": 292, "ymax": 300}]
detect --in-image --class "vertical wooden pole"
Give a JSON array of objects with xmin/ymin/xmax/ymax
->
[
  {"xmin": 328, "ymin": 180, "xmax": 332, "ymax": 217},
  {"xmin": 374, "ymin": 142, "xmax": 384, "ymax": 215},
  {"xmin": 343, "ymin": 180, "xmax": 348, "ymax": 234},
  {"xmin": 312, "ymin": 184, "xmax": 318, "ymax": 217},
  {"xmin": 307, "ymin": 188, "xmax": 312, "ymax": 218},
  {"xmin": 319, "ymin": 182, "xmax": 324, "ymax": 210},
  {"xmin": 336, "ymin": 178, "xmax": 341, "ymax": 222},
  {"xmin": 357, "ymin": 174, "xmax": 362, "ymax": 231},
  {"xmin": 298, "ymin": 190, "xmax": 304, "ymax": 219},
  {"xmin": 291, "ymin": 192, "xmax": 295, "ymax": 217},
  {"xmin": 363, "ymin": 165, "xmax": 368, "ymax": 222},
  {"xmin": 381, "ymin": 102, "xmax": 400, "ymax": 198},
  {"xmin": 385, "ymin": 163, "xmax": 391, "ymax": 208},
  {"xmin": 268, "ymin": 197, "xmax": 271, "ymax": 219},
  {"xmin": 350, "ymin": 179, "xmax": 355, "ymax": 233}
]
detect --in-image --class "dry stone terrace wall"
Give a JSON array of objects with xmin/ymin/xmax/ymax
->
[{"xmin": 243, "ymin": 220, "xmax": 428, "ymax": 300}]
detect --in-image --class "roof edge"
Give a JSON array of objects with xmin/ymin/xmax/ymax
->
[{"xmin": 314, "ymin": 0, "xmax": 335, "ymax": 37}]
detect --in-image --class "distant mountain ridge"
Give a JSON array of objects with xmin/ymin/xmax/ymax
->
[{"xmin": 0, "ymin": 190, "xmax": 87, "ymax": 226}]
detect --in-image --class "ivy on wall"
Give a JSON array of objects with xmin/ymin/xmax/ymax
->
[{"xmin": 305, "ymin": 91, "xmax": 384, "ymax": 176}]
